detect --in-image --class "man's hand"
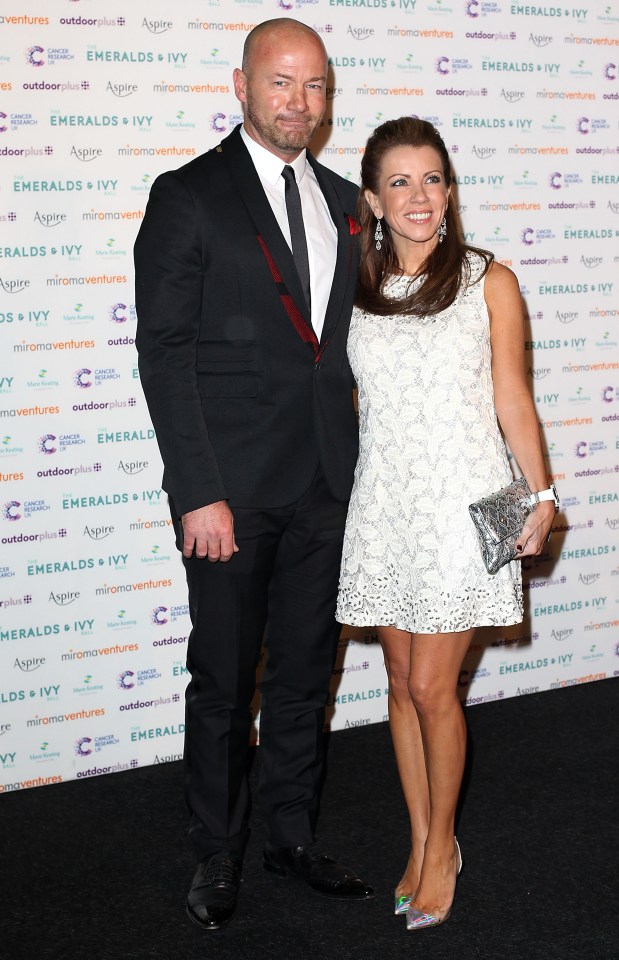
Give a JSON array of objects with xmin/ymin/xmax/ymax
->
[{"xmin": 181, "ymin": 501, "xmax": 239, "ymax": 562}]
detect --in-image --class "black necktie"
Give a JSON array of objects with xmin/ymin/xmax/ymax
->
[{"xmin": 282, "ymin": 165, "xmax": 311, "ymax": 313}]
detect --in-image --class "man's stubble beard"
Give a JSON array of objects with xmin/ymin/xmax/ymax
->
[{"xmin": 245, "ymin": 95, "xmax": 323, "ymax": 154}]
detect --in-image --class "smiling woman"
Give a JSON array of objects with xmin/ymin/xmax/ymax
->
[
  {"xmin": 363, "ymin": 144, "xmax": 450, "ymax": 274},
  {"xmin": 336, "ymin": 115, "xmax": 557, "ymax": 933},
  {"xmin": 355, "ymin": 117, "xmax": 472, "ymax": 318}
]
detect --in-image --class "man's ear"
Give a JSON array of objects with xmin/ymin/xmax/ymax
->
[{"xmin": 233, "ymin": 67, "xmax": 247, "ymax": 104}]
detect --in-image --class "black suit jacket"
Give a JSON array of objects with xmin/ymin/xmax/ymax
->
[{"xmin": 134, "ymin": 126, "xmax": 360, "ymax": 516}]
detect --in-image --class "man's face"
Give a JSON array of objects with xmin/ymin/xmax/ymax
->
[{"xmin": 233, "ymin": 29, "xmax": 327, "ymax": 161}]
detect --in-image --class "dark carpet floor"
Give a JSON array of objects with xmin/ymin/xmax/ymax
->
[{"xmin": 2, "ymin": 678, "xmax": 618, "ymax": 960}]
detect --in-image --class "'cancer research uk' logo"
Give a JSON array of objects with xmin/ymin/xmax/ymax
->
[
  {"xmin": 73, "ymin": 368, "xmax": 92, "ymax": 389},
  {"xmin": 26, "ymin": 46, "xmax": 45, "ymax": 67},
  {"xmin": 38, "ymin": 435, "xmax": 57, "ymax": 455},
  {"xmin": 109, "ymin": 303, "xmax": 136, "ymax": 323},
  {"xmin": 575, "ymin": 441, "xmax": 588, "ymax": 459},
  {"xmin": 3, "ymin": 501, "xmax": 21, "ymax": 521},
  {"xmin": 151, "ymin": 606, "xmax": 168, "ymax": 625},
  {"xmin": 209, "ymin": 112, "xmax": 242, "ymax": 134},
  {"xmin": 75, "ymin": 736, "xmax": 92, "ymax": 757}
]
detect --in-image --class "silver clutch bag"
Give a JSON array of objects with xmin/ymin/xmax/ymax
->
[{"xmin": 468, "ymin": 477, "xmax": 533, "ymax": 575}]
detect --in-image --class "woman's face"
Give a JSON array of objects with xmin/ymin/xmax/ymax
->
[{"xmin": 365, "ymin": 143, "xmax": 450, "ymax": 267}]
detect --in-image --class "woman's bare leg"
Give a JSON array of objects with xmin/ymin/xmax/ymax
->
[
  {"xmin": 407, "ymin": 629, "xmax": 473, "ymax": 920},
  {"xmin": 376, "ymin": 625, "xmax": 427, "ymax": 900}
]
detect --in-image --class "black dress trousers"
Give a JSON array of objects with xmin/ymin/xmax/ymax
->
[{"xmin": 174, "ymin": 465, "xmax": 348, "ymax": 861}]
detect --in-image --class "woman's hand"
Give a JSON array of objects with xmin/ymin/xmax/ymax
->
[{"xmin": 515, "ymin": 501, "xmax": 555, "ymax": 558}]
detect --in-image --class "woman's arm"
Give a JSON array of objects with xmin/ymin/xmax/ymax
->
[{"xmin": 485, "ymin": 261, "xmax": 555, "ymax": 557}]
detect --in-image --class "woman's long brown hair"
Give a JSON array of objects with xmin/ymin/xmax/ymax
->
[{"xmin": 356, "ymin": 117, "xmax": 493, "ymax": 318}]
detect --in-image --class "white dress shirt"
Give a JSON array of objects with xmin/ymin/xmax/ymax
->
[{"xmin": 240, "ymin": 125, "xmax": 337, "ymax": 339}]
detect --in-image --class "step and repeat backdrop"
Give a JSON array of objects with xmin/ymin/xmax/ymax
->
[{"xmin": 0, "ymin": 1, "xmax": 618, "ymax": 793}]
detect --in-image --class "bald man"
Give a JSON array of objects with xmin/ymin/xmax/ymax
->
[{"xmin": 135, "ymin": 18, "xmax": 373, "ymax": 928}]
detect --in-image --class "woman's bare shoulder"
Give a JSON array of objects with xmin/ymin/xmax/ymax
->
[{"xmin": 484, "ymin": 260, "xmax": 521, "ymax": 308}]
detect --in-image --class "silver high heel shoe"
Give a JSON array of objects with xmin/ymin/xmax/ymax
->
[
  {"xmin": 406, "ymin": 838, "xmax": 462, "ymax": 930},
  {"xmin": 394, "ymin": 892, "xmax": 414, "ymax": 916}
]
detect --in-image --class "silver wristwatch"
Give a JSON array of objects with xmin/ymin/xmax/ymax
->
[{"xmin": 530, "ymin": 483, "xmax": 560, "ymax": 513}]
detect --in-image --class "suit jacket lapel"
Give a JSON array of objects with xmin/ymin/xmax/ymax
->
[
  {"xmin": 218, "ymin": 127, "xmax": 312, "ymax": 326},
  {"xmin": 307, "ymin": 153, "xmax": 353, "ymax": 347}
]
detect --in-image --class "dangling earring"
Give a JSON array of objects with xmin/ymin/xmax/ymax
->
[
  {"xmin": 374, "ymin": 218, "xmax": 383, "ymax": 251},
  {"xmin": 437, "ymin": 216, "xmax": 447, "ymax": 244}
]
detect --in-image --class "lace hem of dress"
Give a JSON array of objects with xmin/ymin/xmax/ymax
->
[{"xmin": 336, "ymin": 580, "xmax": 523, "ymax": 634}]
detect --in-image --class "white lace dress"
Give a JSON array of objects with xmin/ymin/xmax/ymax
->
[{"xmin": 336, "ymin": 257, "xmax": 524, "ymax": 633}]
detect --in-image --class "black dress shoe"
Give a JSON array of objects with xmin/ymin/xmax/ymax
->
[
  {"xmin": 263, "ymin": 844, "xmax": 375, "ymax": 900},
  {"xmin": 186, "ymin": 854, "xmax": 241, "ymax": 929}
]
